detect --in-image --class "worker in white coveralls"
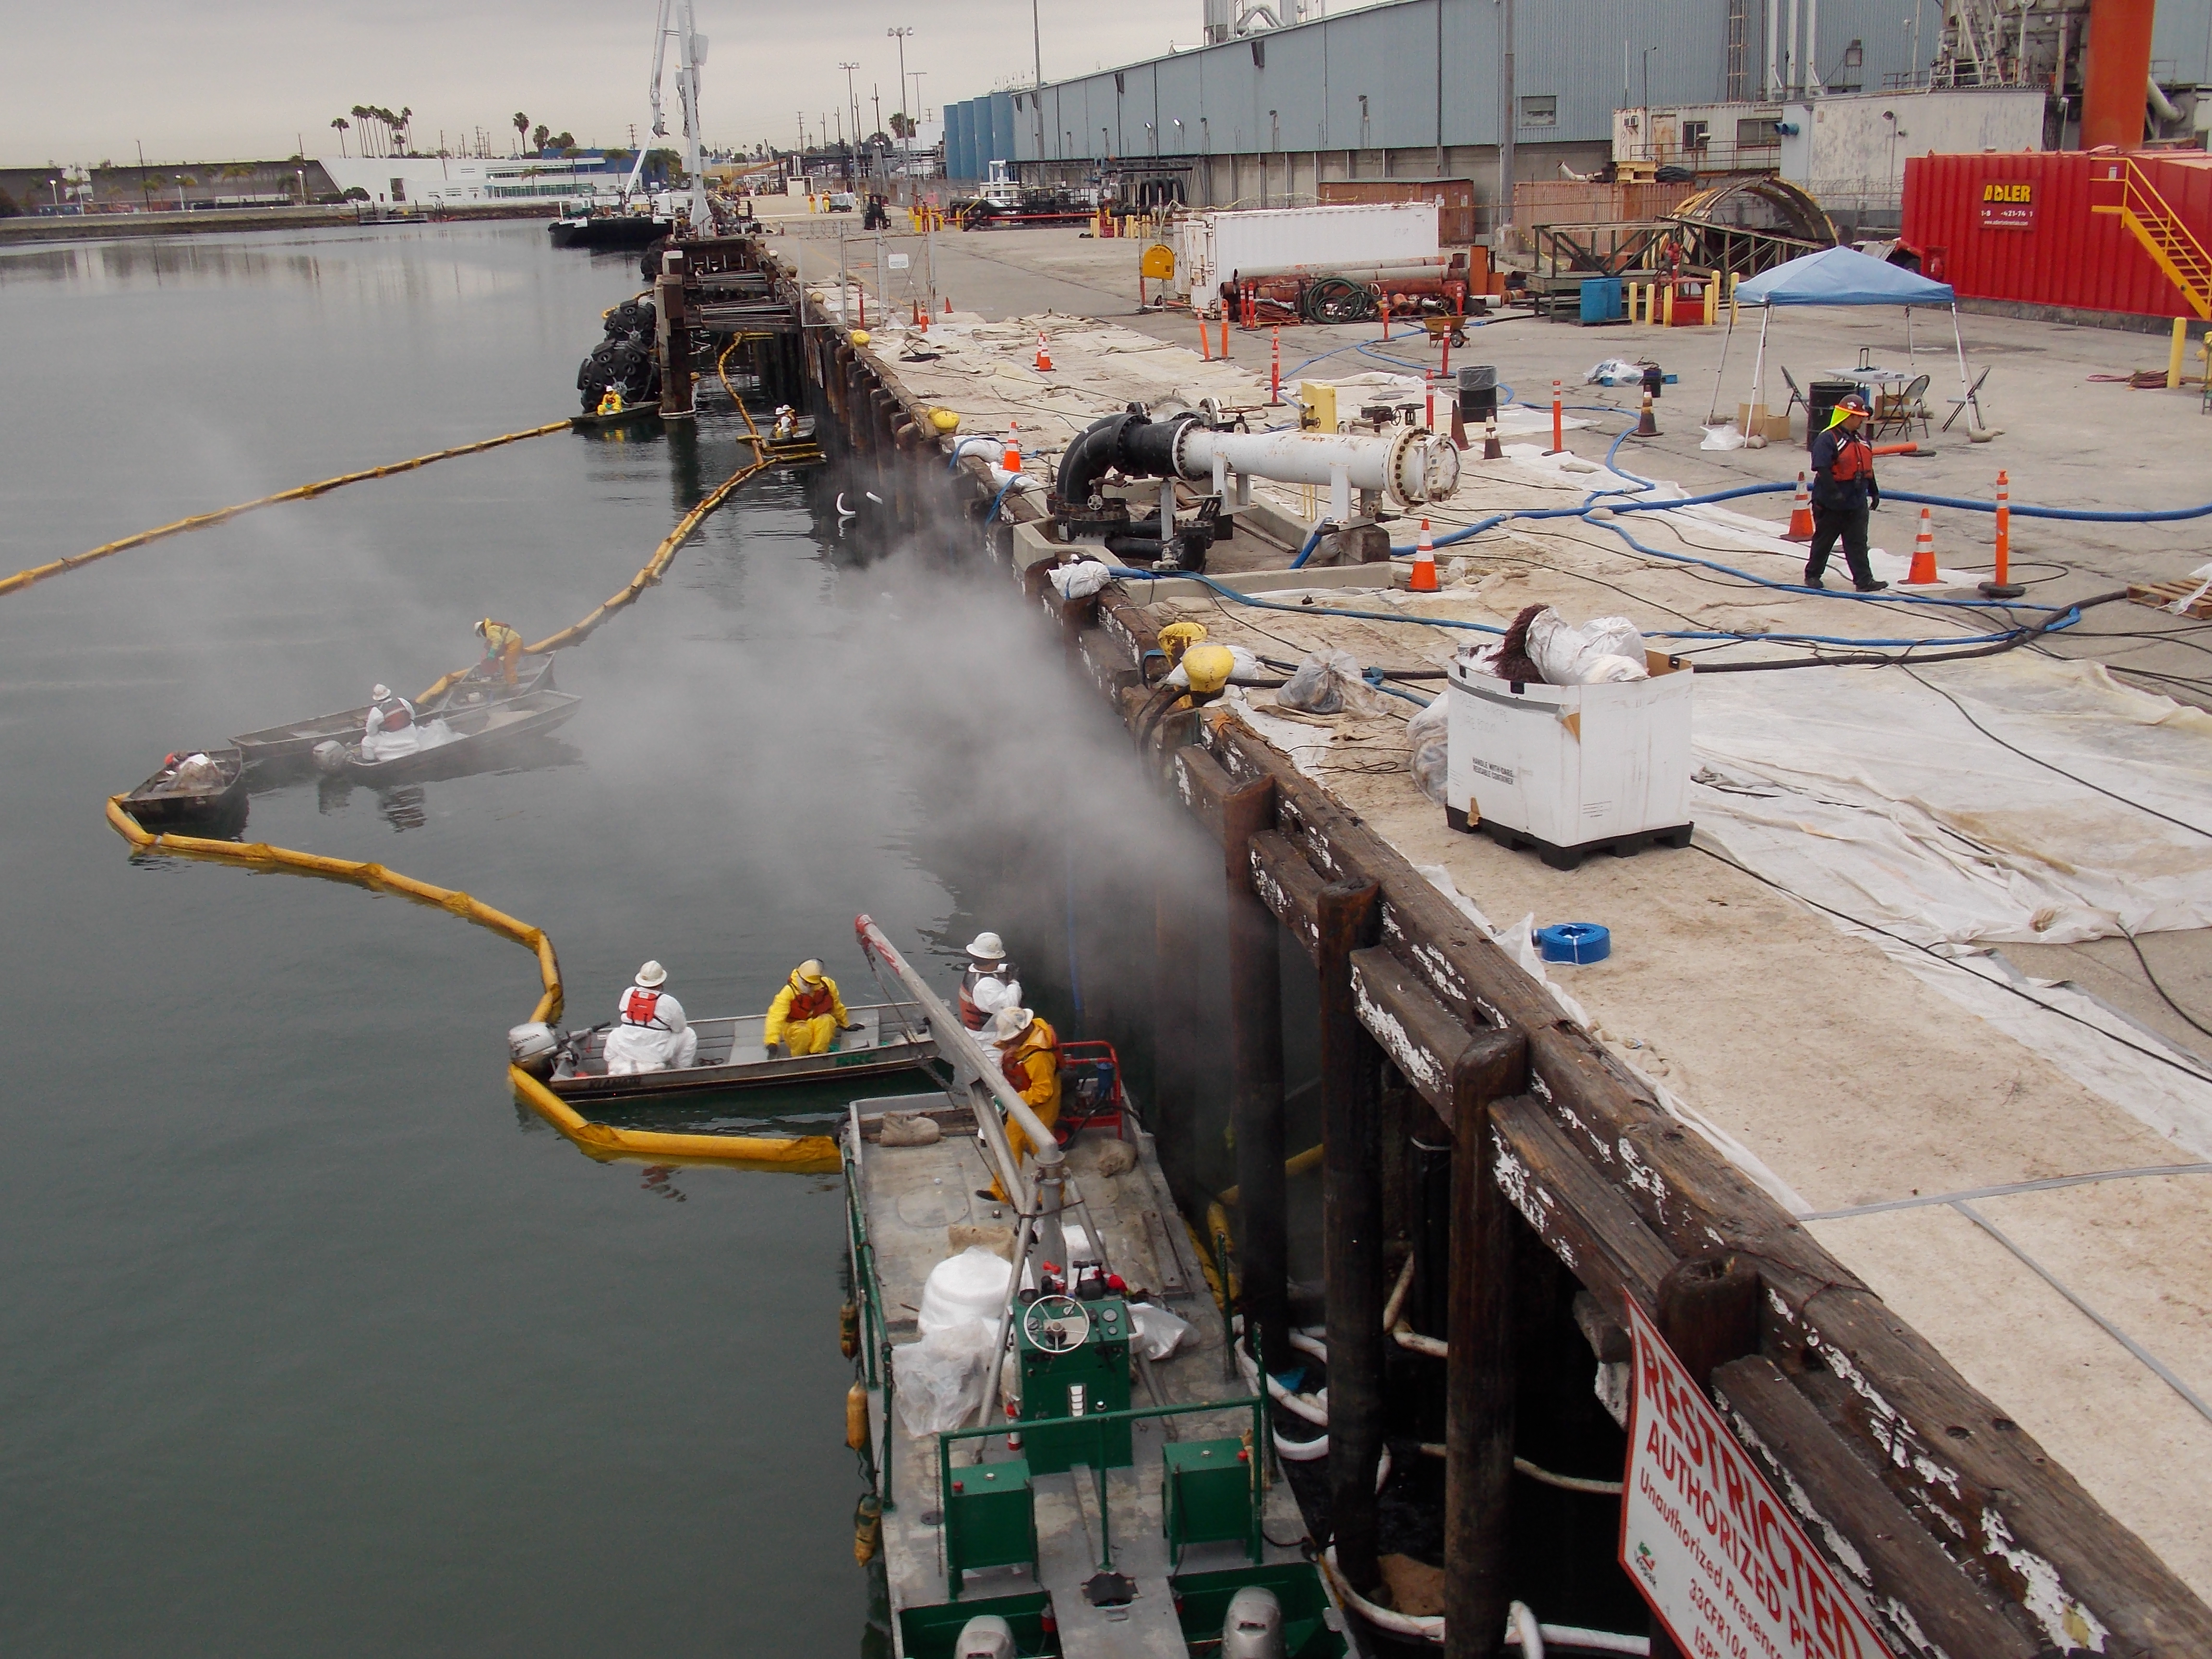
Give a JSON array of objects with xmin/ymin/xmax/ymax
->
[
  {"xmin": 361, "ymin": 684, "xmax": 454, "ymax": 762},
  {"xmin": 603, "ymin": 960, "xmax": 699, "ymax": 1074},
  {"xmin": 956, "ymin": 932, "xmax": 1023, "ymax": 1032}
]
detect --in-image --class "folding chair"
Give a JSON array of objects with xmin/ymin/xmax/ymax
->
[
  {"xmin": 1780, "ymin": 364, "xmax": 1809, "ymax": 421},
  {"xmin": 1942, "ymin": 365, "xmax": 1991, "ymax": 433},
  {"xmin": 1870, "ymin": 373, "xmax": 1931, "ymax": 442}
]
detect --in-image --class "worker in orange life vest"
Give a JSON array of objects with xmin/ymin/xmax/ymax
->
[
  {"xmin": 981, "ymin": 1005, "xmax": 1061, "ymax": 1203},
  {"xmin": 603, "ymin": 960, "xmax": 699, "ymax": 1074},
  {"xmin": 361, "ymin": 684, "xmax": 419, "ymax": 761},
  {"xmin": 764, "ymin": 959, "xmax": 854, "ymax": 1058},
  {"xmin": 956, "ymin": 931, "xmax": 1022, "ymax": 1032}
]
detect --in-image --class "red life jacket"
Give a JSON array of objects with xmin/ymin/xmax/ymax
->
[
  {"xmin": 1828, "ymin": 432, "xmax": 1875, "ymax": 484},
  {"xmin": 1001, "ymin": 1024, "xmax": 1059, "ymax": 1093},
  {"xmin": 623, "ymin": 988, "xmax": 667, "ymax": 1028},
  {"xmin": 375, "ymin": 697, "xmax": 413, "ymax": 731},
  {"xmin": 787, "ymin": 979, "xmax": 835, "ymax": 1021},
  {"xmin": 958, "ymin": 965, "xmax": 1014, "ymax": 1031}
]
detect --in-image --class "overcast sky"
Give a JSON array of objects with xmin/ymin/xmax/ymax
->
[{"xmin": 1, "ymin": 0, "xmax": 1383, "ymax": 165}]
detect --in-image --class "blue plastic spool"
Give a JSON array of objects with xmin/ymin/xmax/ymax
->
[{"xmin": 1534, "ymin": 922, "xmax": 1611, "ymax": 965}]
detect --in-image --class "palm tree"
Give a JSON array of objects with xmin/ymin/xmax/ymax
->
[
  {"xmin": 350, "ymin": 104, "xmax": 374, "ymax": 156},
  {"xmin": 532, "ymin": 124, "xmax": 550, "ymax": 153},
  {"xmin": 397, "ymin": 107, "xmax": 413, "ymax": 155},
  {"xmin": 332, "ymin": 116, "xmax": 350, "ymax": 157},
  {"xmin": 513, "ymin": 112, "xmax": 529, "ymax": 156}
]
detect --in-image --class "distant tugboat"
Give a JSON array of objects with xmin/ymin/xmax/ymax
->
[{"xmin": 549, "ymin": 206, "xmax": 673, "ymax": 251}]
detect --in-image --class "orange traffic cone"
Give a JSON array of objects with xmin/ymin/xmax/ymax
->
[
  {"xmin": 1002, "ymin": 420, "xmax": 1022, "ymax": 474},
  {"xmin": 942, "ymin": 296, "xmax": 952, "ymax": 314},
  {"xmin": 1482, "ymin": 414, "xmax": 1503, "ymax": 460},
  {"xmin": 1409, "ymin": 520, "xmax": 1440, "ymax": 592},
  {"xmin": 1035, "ymin": 331, "xmax": 1054, "ymax": 373},
  {"xmin": 1634, "ymin": 390, "xmax": 1660, "ymax": 438},
  {"xmin": 1905, "ymin": 508, "xmax": 1938, "ymax": 585},
  {"xmin": 1784, "ymin": 473, "xmax": 1815, "ymax": 541}
]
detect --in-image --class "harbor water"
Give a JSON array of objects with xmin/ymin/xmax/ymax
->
[{"xmin": 0, "ymin": 222, "xmax": 1232, "ymax": 1654}]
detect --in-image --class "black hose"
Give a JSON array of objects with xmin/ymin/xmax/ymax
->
[
  {"xmin": 1690, "ymin": 590, "xmax": 2129, "ymax": 673},
  {"xmin": 1056, "ymin": 413, "xmax": 1134, "ymax": 507},
  {"xmin": 1302, "ymin": 276, "xmax": 1378, "ymax": 325}
]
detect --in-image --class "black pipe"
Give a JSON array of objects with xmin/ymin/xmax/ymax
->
[{"xmin": 1054, "ymin": 409, "xmax": 1204, "ymax": 508}]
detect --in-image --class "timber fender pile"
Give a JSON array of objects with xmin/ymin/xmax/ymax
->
[{"xmin": 751, "ymin": 236, "xmax": 2212, "ymax": 1657}]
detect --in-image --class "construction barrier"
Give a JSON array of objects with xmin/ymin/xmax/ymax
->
[
  {"xmin": 0, "ymin": 420, "xmax": 574, "ymax": 600},
  {"xmin": 99, "ymin": 431, "xmax": 822, "ymax": 1170}
]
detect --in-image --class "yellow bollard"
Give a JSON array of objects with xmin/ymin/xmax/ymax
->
[
  {"xmin": 1728, "ymin": 271, "xmax": 1740, "ymax": 325},
  {"xmin": 1662, "ymin": 282, "xmax": 1676, "ymax": 327},
  {"xmin": 2169, "ymin": 317, "xmax": 2188, "ymax": 390},
  {"xmin": 1704, "ymin": 276, "xmax": 1719, "ymax": 326}
]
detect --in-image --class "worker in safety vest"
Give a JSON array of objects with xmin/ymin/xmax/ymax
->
[
  {"xmin": 765, "ymin": 959, "xmax": 854, "ymax": 1058},
  {"xmin": 602, "ymin": 960, "xmax": 699, "ymax": 1075},
  {"xmin": 956, "ymin": 931, "xmax": 1023, "ymax": 1032},
  {"xmin": 1805, "ymin": 394, "xmax": 1888, "ymax": 593},
  {"xmin": 361, "ymin": 684, "xmax": 418, "ymax": 760},
  {"xmin": 473, "ymin": 617, "xmax": 526, "ymax": 686},
  {"xmin": 981, "ymin": 1005, "xmax": 1061, "ymax": 1203},
  {"xmin": 597, "ymin": 385, "xmax": 626, "ymax": 416}
]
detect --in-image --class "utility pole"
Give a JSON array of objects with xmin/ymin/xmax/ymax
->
[
  {"xmin": 135, "ymin": 138, "xmax": 151, "ymax": 212},
  {"xmin": 1495, "ymin": 0, "xmax": 1515, "ymax": 250},
  {"xmin": 888, "ymin": 26, "xmax": 914, "ymax": 182},
  {"xmin": 839, "ymin": 60, "xmax": 862, "ymax": 183},
  {"xmin": 1033, "ymin": 0, "xmax": 1046, "ymax": 168}
]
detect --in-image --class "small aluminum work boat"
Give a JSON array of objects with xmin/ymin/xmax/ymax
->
[
  {"xmin": 120, "ymin": 747, "xmax": 249, "ymax": 831},
  {"xmin": 546, "ymin": 1001, "xmax": 936, "ymax": 1103},
  {"xmin": 337, "ymin": 686, "xmax": 581, "ymax": 783},
  {"xmin": 231, "ymin": 657, "xmax": 557, "ymax": 768}
]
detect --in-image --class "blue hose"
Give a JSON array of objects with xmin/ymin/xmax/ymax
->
[
  {"xmin": 1286, "ymin": 522, "xmax": 1328, "ymax": 569},
  {"xmin": 1884, "ymin": 489, "xmax": 2212, "ymax": 523}
]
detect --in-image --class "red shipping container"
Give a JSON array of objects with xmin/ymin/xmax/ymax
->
[{"xmin": 1900, "ymin": 149, "xmax": 2212, "ymax": 322}]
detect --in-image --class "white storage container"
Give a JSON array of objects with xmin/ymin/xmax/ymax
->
[
  {"xmin": 1444, "ymin": 649, "xmax": 1695, "ymax": 868},
  {"xmin": 1174, "ymin": 203, "xmax": 1440, "ymax": 299}
]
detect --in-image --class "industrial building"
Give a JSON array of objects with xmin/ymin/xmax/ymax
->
[{"xmin": 944, "ymin": 0, "xmax": 2212, "ymax": 232}]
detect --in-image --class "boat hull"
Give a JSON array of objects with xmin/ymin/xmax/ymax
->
[
  {"xmin": 121, "ymin": 748, "xmax": 249, "ymax": 831},
  {"xmin": 232, "ymin": 658, "xmax": 556, "ymax": 769},
  {"xmin": 549, "ymin": 216, "xmax": 672, "ymax": 250},
  {"xmin": 341, "ymin": 687, "xmax": 581, "ymax": 783},
  {"xmin": 548, "ymin": 1003, "xmax": 936, "ymax": 1103}
]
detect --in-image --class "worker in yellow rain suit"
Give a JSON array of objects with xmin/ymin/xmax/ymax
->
[
  {"xmin": 473, "ymin": 617, "xmax": 525, "ymax": 686},
  {"xmin": 765, "ymin": 959, "xmax": 853, "ymax": 1057},
  {"xmin": 981, "ymin": 1005, "xmax": 1061, "ymax": 1202}
]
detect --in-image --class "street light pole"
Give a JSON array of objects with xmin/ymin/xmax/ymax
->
[
  {"xmin": 888, "ymin": 27, "xmax": 914, "ymax": 183},
  {"xmin": 1032, "ymin": 0, "xmax": 1046, "ymax": 168},
  {"xmin": 839, "ymin": 60, "xmax": 862, "ymax": 183}
]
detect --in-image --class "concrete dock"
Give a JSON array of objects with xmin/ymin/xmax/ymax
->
[{"xmin": 733, "ymin": 203, "xmax": 2212, "ymax": 1651}]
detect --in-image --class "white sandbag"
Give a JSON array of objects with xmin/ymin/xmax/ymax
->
[
  {"xmin": 1525, "ymin": 610, "xmax": 1649, "ymax": 686},
  {"xmin": 1276, "ymin": 649, "xmax": 1393, "ymax": 716},
  {"xmin": 1405, "ymin": 694, "xmax": 1449, "ymax": 805},
  {"xmin": 1580, "ymin": 653, "xmax": 1651, "ymax": 683},
  {"xmin": 893, "ymin": 1318, "xmax": 1001, "ymax": 1436},
  {"xmin": 1129, "ymin": 1301, "xmax": 1193, "ymax": 1361},
  {"xmin": 1049, "ymin": 559, "xmax": 1112, "ymax": 600},
  {"xmin": 917, "ymin": 1245, "xmax": 1013, "ymax": 1334}
]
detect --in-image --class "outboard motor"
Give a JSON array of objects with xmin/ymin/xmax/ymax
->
[
  {"xmin": 951, "ymin": 1614, "xmax": 1017, "ymax": 1659},
  {"xmin": 310, "ymin": 739, "xmax": 348, "ymax": 775},
  {"xmin": 1220, "ymin": 1586, "xmax": 1286, "ymax": 1659},
  {"xmin": 507, "ymin": 1022, "xmax": 563, "ymax": 1080}
]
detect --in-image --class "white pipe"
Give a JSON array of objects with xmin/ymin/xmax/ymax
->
[
  {"xmin": 1175, "ymin": 425, "xmax": 1461, "ymax": 509},
  {"xmin": 1289, "ymin": 1330, "xmax": 1329, "ymax": 1364},
  {"xmin": 1236, "ymin": 1341, "xmax": 1330, "ymax": 1425},
  {"xmin": 1394, "ymin": 1323, "xmax": 1449, "ymax": 1358},
  {"xmin": 2149, "ymin": 75, "xmax": 2181, "ymax": 123},
  {"xmin": 1319, "ymin": 1556, "xmax": 1651, "ymax": 1654},
  {"xmin": 1514, "ymin": 1604, "xmax": 1547, "ymax": 1659},
  {"xmin": 1765, "ymin": 0, "xmax": 1781, "ymax": 98},
  {"xmin": 1785, "ymin": 0, "xmax": 1800, "ymax": 96},
  {"xmin": 1804, "ymin": 0, "xmax": 1822, "ymax": 93},
  {"xmin": 1382, "ymin": 1251, "xmax": 1417, "ymax": 1330}
]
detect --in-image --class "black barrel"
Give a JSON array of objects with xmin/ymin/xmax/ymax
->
[
  {"xmin": 1806, "ymin": 379, "xmax": 1859, "ymax": 449},
  {"xmin": 1458, "ymin": 364, "xmax": 1499, "ymax": 420}
]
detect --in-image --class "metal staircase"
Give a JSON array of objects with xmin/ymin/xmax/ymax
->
[{"xmin": 2091, "ymin": 158, "xmax": 2212, "ymax": 320}]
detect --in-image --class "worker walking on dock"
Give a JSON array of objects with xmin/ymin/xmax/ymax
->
[
  {"xmin": 603, "ymin": 960, "xmax": 698, "ymax": 1074},
  {"xmin": 981, "ymin": 1005, "xmax": 1060, "ymax": 1202},
  {"xmin": 1804, "ymin": 394, "xmax": 1889, "ymax": 593},
  {"xmin": 956, "ymin": 931, "xmax": 1022, "ymax": 1032},
  {"xmin": 473, "ymin": 617, "xmax": 525, "ymax": 686},
  {"xmin": 765, "ymin": 959, "xmax": 853, "ymax": 1057}
]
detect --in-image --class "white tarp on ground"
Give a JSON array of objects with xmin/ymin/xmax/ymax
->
[{"xmin": 1689, "ymin": 656, "xmax": 2212, "ymax": 946}]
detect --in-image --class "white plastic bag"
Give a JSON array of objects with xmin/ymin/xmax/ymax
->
[
  {"xmin": 1162, "ymin": 643, "xmax": 1265, "ymax": 688},
  {"xmin": 893, "ymin": 1318, "xmax": 1002, "ymax": 1436},
  {"xmin": 1128, "ymin": 1301, "xmax": 1193, "ymax": 1362},
  {"xmin": 918, "ymin": 1245, "xmax": 1013, "ymax": 1334},
  {"xmin": 1699, "ymin": 422, "xmax": 1745, "ymax": 451},
  {"xmin": 1049, "ymin": 559, "xmax": 1112, "ymax": 600},
  {"xmin": 1276, "ymin": 649, "xmax": 1392, "ymax": 716},
  {"xmin": 1405, "ymin": 695, "xmax": 1449, "ymax": 805},
  {"xmin": 1526, "ymin": 611, "xmax": 1649, "ymax": 686}
]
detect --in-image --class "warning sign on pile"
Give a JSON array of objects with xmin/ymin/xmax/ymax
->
[{"xmin": 1619, "ymin": 1298, "xmax": 1890, "ymax": 1659}]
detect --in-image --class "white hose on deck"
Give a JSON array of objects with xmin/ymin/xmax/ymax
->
[
  {"xmin": 1288, "ymin": 1330, "xmax": 1329, "ymax": 1364},
  {"xmin": 1235, "ymin": 1334, "xmax": 1329, "ymax": 1426},
  {"xmin": 1319, "ymin": 1554, "xmax": 1649, "ymax": 1655}
]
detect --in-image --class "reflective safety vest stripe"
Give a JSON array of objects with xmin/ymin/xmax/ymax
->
[
  {"xmin": 788, "ymin": 980, "xmax": 835, "ymax": 1021},
  {"xmin": 622, "ymin": 988, "xmax": 668, "ymax": 1029}
]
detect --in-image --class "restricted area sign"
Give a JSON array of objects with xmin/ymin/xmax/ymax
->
[{"xmin": 1619, "ymin": 1298, "xmax": 1892, "ymax": 1659}]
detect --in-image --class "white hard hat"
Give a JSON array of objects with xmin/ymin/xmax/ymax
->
[
  {"xmin": 987, "ymin": 1006, "xmax": 1034, "ymax": 1044},
  {"xmin": 798, "ymin": 959, "xmax": 825, "ymax": 983},
  {"xmin": 372, "ymin": 684, "xmax": 392, "ymax": 701},
  {"xmin": 965, "ymin": 932, "xmax": 1007, "ymax": 961},
  {"xmin": 635, "ymin": 960, "xmax": 668, "ymax": 988}
]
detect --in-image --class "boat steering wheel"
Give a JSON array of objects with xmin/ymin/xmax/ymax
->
[{"xmin": 1022, "ymin": 1294, "xmax": 1091, "ymax": 1353}]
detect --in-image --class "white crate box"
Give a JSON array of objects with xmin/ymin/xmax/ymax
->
[{"xmin": 1445, "ymin": 649, "xmax": 1695, "ymax": 868}]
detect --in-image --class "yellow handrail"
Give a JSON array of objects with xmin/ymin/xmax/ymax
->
[{"xmin": 2092, "ymin": 159, "xmax": 2212, "ymax": 321}]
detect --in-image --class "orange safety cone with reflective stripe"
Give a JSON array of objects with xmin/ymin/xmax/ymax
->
[
  {"xmin": 1409, "ymin": 520, "xmax": 1440, "ymax": 592},
  {"xmin": 1003, "ymin": 421, "xmax": 1022, "ymax": 474},
  {"xmin": 1035, "ymin": 331, "xmax": 1053, "ymax": 373},
  {"xmin": 1784, "ymin": 473, "xmax": 1815, "ymax": 541},
  {"xmin": 1905, "ymin": 508, "xmax": 1939, "ymax": 585},
  {"xmin": 1482, "ymin": 414, "xmax": 1503, "ymax": 460}
]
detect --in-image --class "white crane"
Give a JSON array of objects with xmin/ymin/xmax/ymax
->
[{"xmin": 625, "ymin": 0, "xmax": 713, "ymax": 234}]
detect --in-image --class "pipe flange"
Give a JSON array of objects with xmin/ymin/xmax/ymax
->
[{"xmin": 1386, "ymin": 426, "xmax": 1460, "ymax": 505}]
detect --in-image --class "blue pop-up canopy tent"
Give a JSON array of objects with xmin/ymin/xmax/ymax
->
[{"xmin": 1715, "ymin": 245, "xmax": 1976, "ymax": 433}]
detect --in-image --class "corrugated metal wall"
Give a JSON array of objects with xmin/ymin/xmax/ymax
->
[
  {"xmin": 977, "ymin": 0, "xmax": 1951, "ymax": 165},
  {"xmin": 1900, "ymin": 150, "xmax": 2212, "ymax": 319}
]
